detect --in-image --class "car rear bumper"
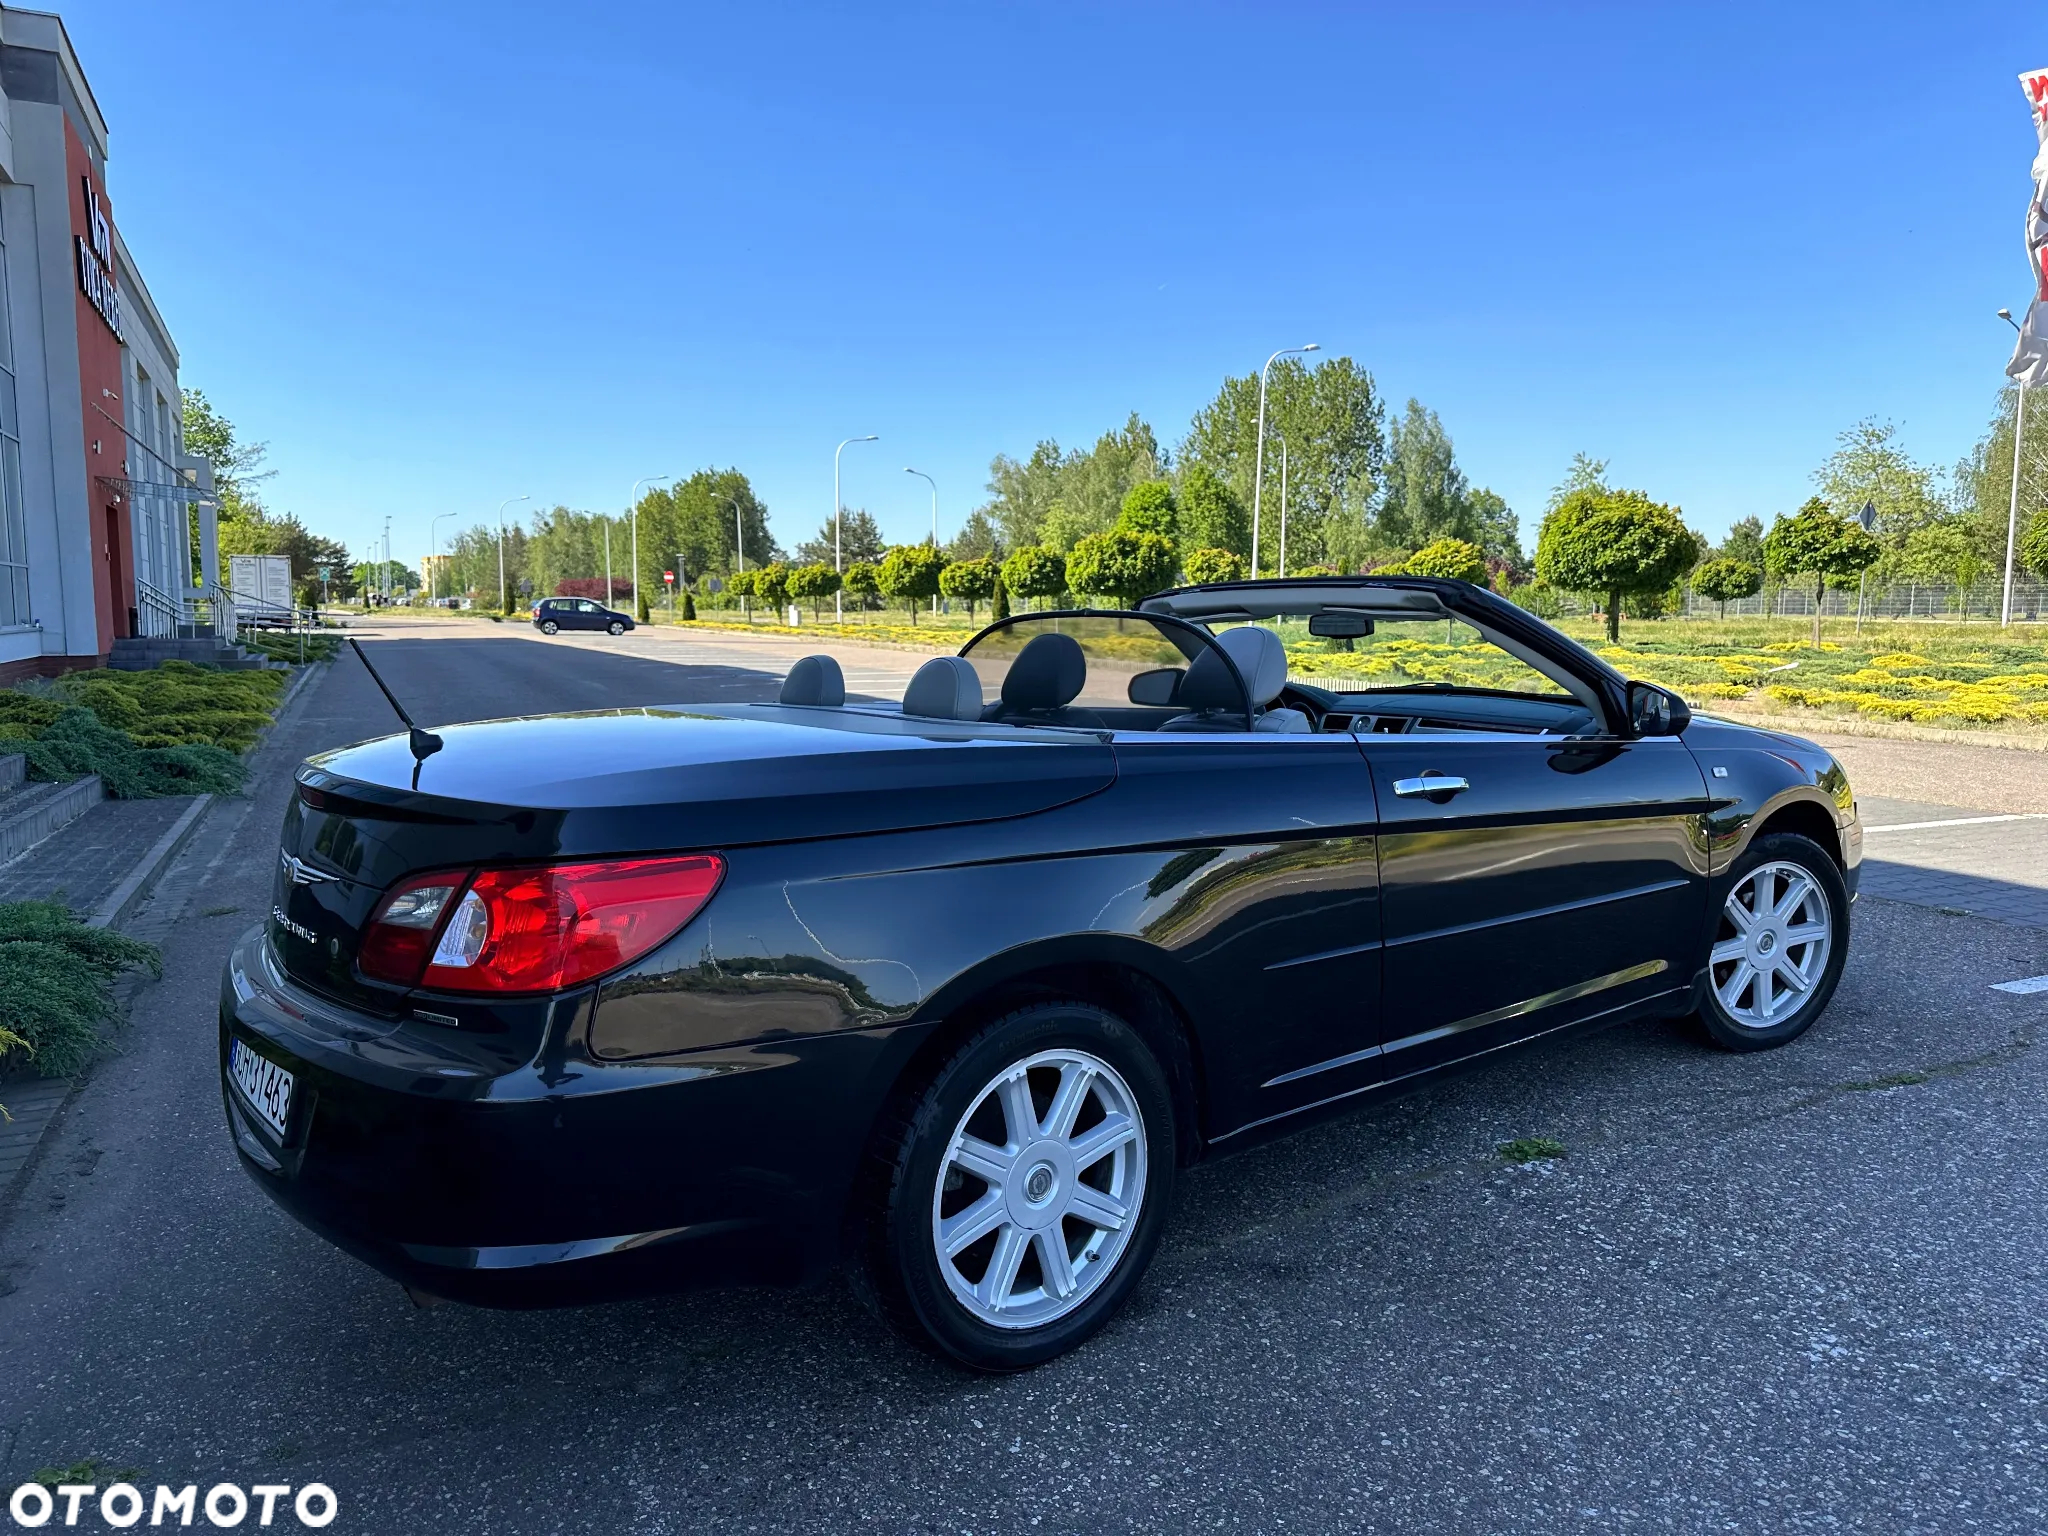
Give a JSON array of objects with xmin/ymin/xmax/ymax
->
[{"xmin": 218, "ymin": 925, "xmax": 895, "ymax": 1306}]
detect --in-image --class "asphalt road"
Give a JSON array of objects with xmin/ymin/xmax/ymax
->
[{"xmin": 3, "ymin": 622, "xmax": 2048, "ymax": 1534}]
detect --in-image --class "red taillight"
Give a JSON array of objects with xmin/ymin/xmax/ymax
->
[{"xmin": 360, "ymin": 855, "xmax": 724, "ymax": 995}]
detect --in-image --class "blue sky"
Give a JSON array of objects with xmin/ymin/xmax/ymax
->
[{"xmin": 64, "ymin": 1, "xmax": 2046, "ymax": 562}]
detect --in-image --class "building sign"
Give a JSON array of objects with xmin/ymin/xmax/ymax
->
[{"xmin": 76, "ymin": 175, "xmax": 120, "ymax": 341}]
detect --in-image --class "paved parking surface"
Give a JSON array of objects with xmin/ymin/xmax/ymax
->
[{"xmin": 3, "ymin": 624, "xmax": 2046, "ymax": 1533}]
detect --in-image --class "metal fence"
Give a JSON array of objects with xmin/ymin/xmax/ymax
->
[{"xmin": 1682, "ymin": 577, "xmax": 2048, "ymax": 624}]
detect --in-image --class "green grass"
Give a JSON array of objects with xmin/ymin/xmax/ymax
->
[{"xmin": 1498, "ymin": 1136, "xmax": 1568, "ymax": 1165}]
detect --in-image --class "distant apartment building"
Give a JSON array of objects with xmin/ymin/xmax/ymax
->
[{"xmin": 0, "ymin": 6, "xmax": 209, "ymax": 682}]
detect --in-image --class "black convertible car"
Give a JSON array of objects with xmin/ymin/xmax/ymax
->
[{"xmin": 222, "ymin": 577, "xmax": 1860, "ymax": 1369}]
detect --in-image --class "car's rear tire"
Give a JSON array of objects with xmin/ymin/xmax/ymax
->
[
  {"xmin": 856, "ymin": 1002, "xmax": 1176, "ymax": 1372},
  {"xmin": 607, "ymin": 620, "xmax": 626, "ymax": 636},
  {"xmin": 1695, "ymin": 831, "xmax": 1848, "ymax": 1053},
  {"xmin": 540, "ymin": 620, "xmax": 558, "ymax": 636}
]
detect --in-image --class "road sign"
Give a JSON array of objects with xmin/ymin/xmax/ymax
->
[{"xmin": 663, "ymin": 571, "xmax": 674, "ymax": 583}]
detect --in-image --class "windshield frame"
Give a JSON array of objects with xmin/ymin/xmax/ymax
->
[{"xmin": 957, "ymin": 608, "xmax": 1252, "ymax": 728}]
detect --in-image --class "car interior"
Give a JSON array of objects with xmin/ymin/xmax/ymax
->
[{"xmin": 768, "ymin": 583, "xmax": 1610, "ymax": 738}]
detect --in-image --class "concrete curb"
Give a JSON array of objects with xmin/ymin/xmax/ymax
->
[{"xmin": 87, "ymin": 793, "xmax": 213, "ymax": 931}]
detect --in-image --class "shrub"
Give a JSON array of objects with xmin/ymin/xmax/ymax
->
[
  {"xmin": 1118, "ymin": 480, "xmax": 1179, "ymax": 540},
  {"xmin": 1536, "ymin": 488, "xmax": 1699, "ymax": 642},
  {"xmin": 877, "ymin": 544, "xmax": 946, "ymax": 623},
  {"xmin": 1066, "ymin": 529, "xmax": 1178, "ymax": 608},
  {"xmin": 787, "ymin": 562, "xmax": 842, "ymax": 619},
  {"xmin": 1692, "ymin": 557, "xmax": 1763, "ymax": 617},
  {"xmin": 0, "ymin": 901, "xmax": 161, "ymax": 1078},
  {"xmin": 843, "ymin": 561, "xmax": 881, "ymax": 618},
  {"xmin": 938, "ymin": 556, "xmax": 998, "ymax": 620},
  {"xmin": 553, "ymin": 577, "xmax": 634, "ymax": 602},
  {"xmin": 1000, "ymin": 546, "xmax": 1067, "ymax": 611},
  {"xmin": 1395, "ymin": 538, "xmax": 1487, "ymax": 583},
  {"xmin": 1764, "ymin": 497, "xmax": 1882, "ymax": 646},
  {"xmin": 1184, "ymin": 547, "xmax": 1246, "ymax": 585},
  {"xmin": 11, "ymin": 708, "xmax": 247, "ymax": 798}
]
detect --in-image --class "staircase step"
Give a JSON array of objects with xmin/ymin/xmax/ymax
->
[{"xmin": 0, "ymin": 775, "xmax": 102, "ymax": 869}]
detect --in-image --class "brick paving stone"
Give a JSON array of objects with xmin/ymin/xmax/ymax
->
[{"xmin": 0, "ymin": 795, "xmax": 200, "ymax": 915}]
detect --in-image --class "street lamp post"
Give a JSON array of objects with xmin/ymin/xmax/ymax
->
[
  {"xmin": 495, "ymin": 494, "xmax": 530, "ymax": 613},
  {"xmin": 905, "ymin": 467, "xmax": 938, "ymax": 612},
  {"xmin": 430, "ymin": 511, "xmax": 458, "ymax": 604},
  {"xmin": 1252, "ymin": 344, "xmax": 1318, "ymax": 579},
  {"xmin": 834, "ymin": 435, "xmax": 878, "ymax": 621},
  {"xmin": 726, "ymin": 496, "xmax": 747, "ymax": 572},
  {"xmin": 628, "ymin": 475, "xmax": 671, "ymax": 622},
  {"xmin": 2000, "ymin": 308, "xmax": 2027, "ymax": 628},
  {"xmin": 1275, "ymin": 434, "xmax": 1290, "ymax": 579}
]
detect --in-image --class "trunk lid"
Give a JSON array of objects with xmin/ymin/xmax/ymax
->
[{"xmin": 271, "ymin": 705, "xmax": 1114, "ymax": 1010}]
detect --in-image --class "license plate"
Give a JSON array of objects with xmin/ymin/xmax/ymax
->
[{"xmin": 229, "ymin": 1038, "xmax": 294, "ymax": 1140}]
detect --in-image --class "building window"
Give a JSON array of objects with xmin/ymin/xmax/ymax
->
[{"xmin": 0, "ymin": 203, "xmax": 29, "ymax": 629}]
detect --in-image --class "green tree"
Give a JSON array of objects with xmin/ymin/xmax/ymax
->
[
  {"xmin": 1183, "ymin": 547, "xmax": 1246, "ymax": 585},
  {"xmin": 1118, "ymin": 480, "xmax": 1178, "ymax": 540},
  {"xmin": 2022, "ymin": 506, "xmax": 2048, "ymax": 580},
  {"xmin": 795, "ymin": 508, "xmax": 885, "ymax": 569},
  {"xmin": 1899, "ymin": 520, "xmax": 1987, "ymax": 617},
  {"xmin": 938, "ymin": 556, "xmax": 998, "ymax": 620},
  {"xmin": 1691, "ymin": 557, "xmax": 1763, "ymax": 618},
  {"xmin": 1379, "ymin": 400, "xmax": 1520, "ymax": 565},
  {"xmin": 1815, "ymin": 419, "xmax": 1947, "ymax": 544},
  {"xmin": 843, "ymin": 561, "xmax": 881, "ymax": 621},
  {"xmin": 878, "ymin": 543, "xmax": 945, "ymax": 622},
  {"xmin": 990, "ymin": 574, "xmax": 1011, "ymax": 622},
  {"xmin": 1176, "ymin": 463, "xmax": 1249, "ymax": 562},
  {"xmin": 1763, "ymin": 497, "xmax": 1883, "ymax": 643},
  {"xmin": 1536, "ymin": 488, "xmax": 1699, "ymax": 642},
  {"xmin": 788, "ymin": 562, "xmax": 842, "ymax": 619},
  {"xmin": 753, "ymin": 561, "xmax": 792, "ymax": 616},
  {"xmin": 1065, "ymin": 529, "xmax": 1178, "ymax": 608},
  {"xmin": 1180, "ymin": 355, "xmax": 1386, "ymax": 573},
  {"xmin": 724, "ymin": 567, "xmax": 757, "ymax": 617},
  {"xmin": 1397, "ymin": 537, "xmax": 1488, "ymax": 583},
  {"xmin": 946, "ymin": 507, "xmax": 1004, "ymax": 562},
  {"xmin": 979, "ymin": 415, "xmax": 1164, "ymax": 551},
  {"xmin": 1000, "ymin": 545, "xmax": 1067, "ymax": 610},
  {"xmin": 1716, "ymin": 516, "xmax": 1767, "ymax": 568},
  {"xmin": 1544, "ymin": 453, "xmax": 1610, "ymax": 512}
]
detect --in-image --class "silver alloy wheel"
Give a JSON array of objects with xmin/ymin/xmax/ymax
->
[
  {"xmin": 1710, "ymin": 859, "xmax": 1833, "ymax": 1029},
  {"xmin": 541, "ymin": 621, "xmax": 558, "ymax": 635},
  {"xmin": 932, "ymin": 1048, "xmax": 1147, "ymax": 1330}
]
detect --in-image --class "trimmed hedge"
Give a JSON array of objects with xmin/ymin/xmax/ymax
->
[{"xmin": 0, "ymin": 900, "xmax": 160, "ymax": 1077}]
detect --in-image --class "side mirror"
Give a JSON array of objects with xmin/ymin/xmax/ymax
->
[
  {"xmin": 1627, "ymin": 681, "xmax": 1691, "ymax": 737},
  {"xmin": 1128, "ymin": 667, "xmax": 1185, "ymax": 707}
]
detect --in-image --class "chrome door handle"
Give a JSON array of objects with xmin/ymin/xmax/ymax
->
[{"xmin": 1393, "ymin": 774, "xmax": 1470, "ymax": 798}]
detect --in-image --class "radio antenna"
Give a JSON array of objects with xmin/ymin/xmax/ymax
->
[{"xmin": 348, "ymin": 639, "xmax": 442, "ymax": 766}]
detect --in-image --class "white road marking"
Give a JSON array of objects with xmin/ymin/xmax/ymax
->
[
  {"xmin": 1991, "ymin": 974, "xmax": 2048, "ymax": 995},
  {"xmin": 1862, "ymin": 814, "xmax": 2048, "ymax": 834}
]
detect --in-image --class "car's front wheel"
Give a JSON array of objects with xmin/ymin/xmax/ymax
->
[
  {"xmin": 858, "ymin": 1003, "xmax": 1175, "ymax": 1371},
  {"xmin": 1696, "ymin": 831, "xmax": 1849, "ymax": 1052},
  {"xmin": 539, "ymin": 620, "xmax": 558, "ymax": 636},
  {"xmin": 607, "ymin": 620, "xmax": 626, "ymax": 636}
]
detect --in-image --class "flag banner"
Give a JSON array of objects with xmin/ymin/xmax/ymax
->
[{"xmin": 2010, "ymin": 67, "xmax": 2048, "ymax": 386}]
